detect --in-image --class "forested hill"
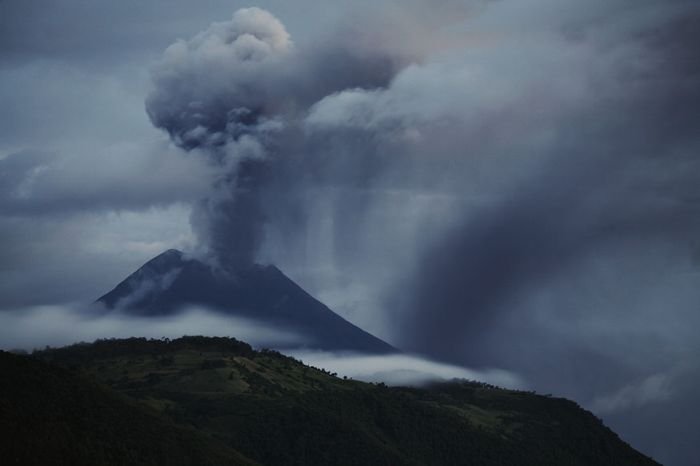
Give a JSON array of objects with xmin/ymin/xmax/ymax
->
[
  {"xmin": 0, "ymin": 349, "xmax": 257, "ymax": 466},
  {"xmin": 2, "ymin": 337, "xmax": 660, "ymax": 466}
]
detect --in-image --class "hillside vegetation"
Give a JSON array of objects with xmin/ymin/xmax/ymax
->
[
  {"xmin": 1, "ymin": 336, "xmax": 660, "ymax": 466},
  {"xmin": 0, "ymin": 349, "xmax": 256, "ymax": 466}
]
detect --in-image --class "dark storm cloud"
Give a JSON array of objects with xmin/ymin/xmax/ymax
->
[
  {"xmin": 0, "ymin": 205, "xmax": 195, "ymax": 308},
  {"xmin": 297, "ymin": 0, "xmax": 700, "ymax": 353},
  {"xmin": 0, "ymin": 0, "xmax": 305, "ymax": 66},
  {"xmin": 397, "ymin": 97, "xmax": 700, "ymax": 368},
  {"xmin": 601, "ymin": 365, "xmax": 700, "ymax": 466},
  {"xmin": 0, "ymin": 147, "xmax": 211, "ymax": 216},
  {"xmin": 0, "ymin": 0, "xmax": 472, "ymax": 67},
  {"xmin": 290, "ymin": 2, "xmax": 700, "ymax": 464},
  {"xmin": 0, "ymin": 64, "xmax": 208, "ymax": 307}
]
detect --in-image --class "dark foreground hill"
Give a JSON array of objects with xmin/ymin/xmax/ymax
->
[
  {"xmin": 0, "ymin": 336, "xmax": 661, "ymax": 466},
  {"xmin": 97, "ymin": 250, "xmax": 394, "ymax": 353},
  {"xmin": 0, "ymin": 349, "xmax": 257, "ymax": 466}
]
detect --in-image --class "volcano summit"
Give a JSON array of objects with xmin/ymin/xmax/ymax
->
[{"xmin": 97, "ymin": 249, "xmax": 395, "ymax": 354}]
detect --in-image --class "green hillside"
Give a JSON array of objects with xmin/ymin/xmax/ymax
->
[
  {"xmin": 0, "ymin": 349, "xmax": 257, "ymax": 466},
  {"xmin": 2, "ymin": 336, "xmax": 660, "ymax": 466}
]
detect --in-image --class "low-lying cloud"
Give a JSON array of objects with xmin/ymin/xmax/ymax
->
[
  {"xmin": 289, "ymin": 350, "xmax": 523, "ymax": 388},
  {"xmin": 0, "ymin": 303, "xmax": 523, "ymax": 390},
  {"xmin": 0, "ymin": 305, "xmax": 303, "ymax": 351},
  {"xmin": 590, "ymin": 372, "xmax": 675, "ymax": 415}
]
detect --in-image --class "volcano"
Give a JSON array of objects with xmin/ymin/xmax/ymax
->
[{"xmin": 97, "ymin": 250, "xmax": 395, "ymax": 353}]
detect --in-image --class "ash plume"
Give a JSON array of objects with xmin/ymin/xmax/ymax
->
[
  {"xmin": 142, "ymin": 4, "xmax": 700, "ymax": 462},
  {"xmin": 145, "ymin": 7, "xmax": 409, "ymax": 269}
]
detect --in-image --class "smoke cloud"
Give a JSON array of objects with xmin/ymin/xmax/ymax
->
[
  {"xmin": 172, "ymin": 3, "xmax": 697, "ymax": 464},
  {"xmin": 146, "ymin": 7, "xmax": 292, "ymax": 149},
  {"xmin": 145, "ymin": 8, "xmax": 289, "ymax": 268},
  {"xmin": 145, "ymin": 7, "xmax": 409, "ymax": 269},
  {"xmin": 141, "ymin": 5, "xmax": 700, "ymax": 462}
]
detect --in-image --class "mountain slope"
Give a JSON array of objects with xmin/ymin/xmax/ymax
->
[
  {"xmin": 97, "ymin": 250, "xmax": 394, "ymax": 353},
  {"xmin": 33, "ymin": 337, "xmax": 661, "ymax": 466},
  {"xmin": 0, "ymin": 349, "xmax": 257, "ymax": 466}
]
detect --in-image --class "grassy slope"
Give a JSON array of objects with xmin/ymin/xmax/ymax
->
[
  {"xmin": 0, "ymin": 350, "xmax": 257, "ymax": 466},
  {"xmin": 29, "ymin": 336, "xmax": 661, "ymax": 466}
]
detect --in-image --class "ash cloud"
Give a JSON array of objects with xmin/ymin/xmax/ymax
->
[
  {"xmin": 284, "ymin": 2, "xmax": 700, "ymax": 464},
  {"xmin": 145, "ymin": 8, "xmax": 291, "ymax": 268},
  {"xmin": 145, "ymin": 7, "xmax": 293, "ymax": 149},
  {"xmin": 144, "ymin": 12, "xmax": 700, "ymax": 463},
  {"xmin": 145, "ymin": 7, "xmax": 409, "ymax": 269}
]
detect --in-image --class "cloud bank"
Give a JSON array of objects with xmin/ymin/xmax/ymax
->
[
  {"xmin": 289, "ymin": 350, "xmax": 523, "ymax": 388},
  {"xmin": 0, "ymin": 305, "xmax": 302, "ymax": 351},
  {"xmin": 0, "ymin": 304, "xmax": 521, "ymax": 390}
]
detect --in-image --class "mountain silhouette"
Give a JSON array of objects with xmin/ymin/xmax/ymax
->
[{"xmin": 97, "ymin": 249, "xmax": 395, "ymax": 353}]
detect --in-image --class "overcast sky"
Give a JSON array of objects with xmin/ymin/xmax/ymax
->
[{"xmin": 1, "ymin": 1, "xmax": 699, "ymax": 464}]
